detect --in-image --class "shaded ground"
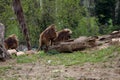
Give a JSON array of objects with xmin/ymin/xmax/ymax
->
[{"xmin": 0, "ymin": 51, "xmax": 120, "ymax": 80}]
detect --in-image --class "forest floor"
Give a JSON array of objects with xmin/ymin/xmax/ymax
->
[{"xmin": 0, "ymin": 46, "xmax": 120, "ymax": 80}]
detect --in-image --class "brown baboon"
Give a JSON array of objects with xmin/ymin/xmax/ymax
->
[
  {"xmin": 38, "ymin": 24, "xmax": 57, "ymax": 51},
  {"xmin": 54, "ymin": 28, "xmax": 72, "ymax": 44},
  {"xmin": 4, "ymin": 34, "xmax": 19, "ymax": 50}
]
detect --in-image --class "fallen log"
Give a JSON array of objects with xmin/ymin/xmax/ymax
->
[
  {"xmin": 48, "ymin": 36, "xmax": 97, "ymax": 53},
  {"xmin": 110, "ymin": 30, "xmax": 120, "ymax": 38}
]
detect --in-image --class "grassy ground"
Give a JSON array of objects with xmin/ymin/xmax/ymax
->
[
  {"xmin": 12, "ymin": 45, "xmax": 119, "ymax": 66},
  {"xmin": 0, "ymin": 45, "xmax": 120, "ymax": 80}
]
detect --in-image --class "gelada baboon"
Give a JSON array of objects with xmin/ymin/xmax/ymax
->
[
  {"xmin": 54, "ymin": 28, "xmax": 72, "ymax": 44},
  {"xmin": 4, "ymin": 34, "xmax": 19, "ymax": 50},
  {"xmin": 38, "ymin": 24, "xmax": 57, "ymax": 51}
]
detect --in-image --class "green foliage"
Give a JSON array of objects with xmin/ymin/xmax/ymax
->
[
  {"xmin": 98, "ymin": 19, "xmax": 120, "ymax": 34},
  {"xmin": 74, "ymin": 17, "xmax": 99, "ymax": 37},
  {"xmin": 56, "ymin": 0, "xmax": 84, "ymax": 29},
  {"xmin": 1, "ymin": 0, "xmax": 120, "ymax": 46},
  {"xmin": 95, "ymin": 0, "xmax": 116, "ymax": 25},
  {"xmin": 99, "ymin": 19, "xmax": 113, "ymax": 34},
  {"xmin": 0, "ymin": 0, "xmax": 24, "ymax": 41},
  {"xmin": 95, "ymin": 0, "xmax": 120, "ymax": 34}
]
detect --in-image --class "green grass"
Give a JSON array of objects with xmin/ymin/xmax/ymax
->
[
  {"xmin": 0, "ymin": 66, "xmax": 12, "ymax": 74},
  {"xmin": 0, "ymin": 77, "xmax": 18, "ymax": 80},
  {"xmin": 65, "ymin": 77, "xmax": 75, "ymax": 80},
  {"xmin": 13, "ymin": 46, "xmax": 119, "ymax": 66},
  {"xmin": 12, "ymin": 53, "xmax": 40, "ymax": 63},
  {"xmin": 37, "ymin": 46, "xmax": 119, "ymax": 66}
]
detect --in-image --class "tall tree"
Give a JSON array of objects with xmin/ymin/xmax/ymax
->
[
  {"xmin": 115, "ymin": 0, "xmax": 120, "ymax": 25},
  {"xmin": 12, "ymin": 0, "xmax": 31, "ymax": 50}
]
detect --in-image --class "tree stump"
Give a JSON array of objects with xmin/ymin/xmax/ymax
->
[{"xmin": 0, "ymin": 23, "xmax": 11, "ymax": 61}]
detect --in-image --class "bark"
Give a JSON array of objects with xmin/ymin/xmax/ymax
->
[
  {"xmin": 48, "ymin": 36, "xmax": 97, "ymax": 53},
  {"xmin": 40, "ymin": 0, "xmax": 43, "ymax": 14},
  {"xmin": 115, "ymin": 0, "xmax": 120, "ymax": 24},
  {"xmin": 40, "ymin": 0, "xmax": 43, "ymax": 10},
  {"xmin": 12, "ymin": 0, "xmax": 31, "ymax": 50},
  {"xmin": 13, "ymin": 0, "xmax": 31, "ymax": 50},
  {"xmin": 0, "ymin": 23, "xmax": 11, "ymax": 61}
]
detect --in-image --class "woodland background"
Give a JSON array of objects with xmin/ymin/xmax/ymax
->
[{"xmin": 0, "ymin": 0, "xmax": 120, "ymax": 47}]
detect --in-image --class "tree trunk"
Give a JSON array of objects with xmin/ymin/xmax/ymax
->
[
  {"xmin": 40, "ymin": 0, "xmax": 43, "ymax": 11},
  {"xmin": 12, "ymin": 0, "xmax": 31, "ymax": 50},
  {"xmin": 0, "ymin": 23, "xmax": 11, "ymax": 61},
  {"xmin": 115, "ymin": 0, "xmax": 120, "ymax": 25}
]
